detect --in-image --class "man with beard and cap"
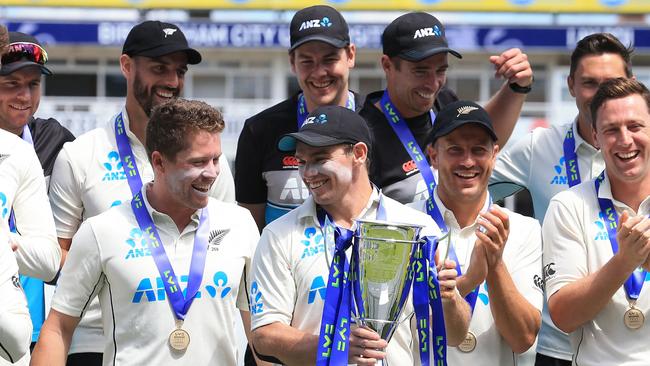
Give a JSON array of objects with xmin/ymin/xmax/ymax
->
[
  {"xmin": 0, "ymin": 31, "xmax": 75, "ymax": 354},
  {"xmin": 47, "ymin": 21, "xmax": 235, "ymax": 365},
  {"xmin": 412, "ymin": 100, "xmax": 542, "ymax": 365},
  {"xmin": 488, "ymin": 33, "xmax": 632, "ymax": 366},
  {"xmin": 33, "ymin": 99, "xmax": 260, "ymax": 366},
  {"xmin": 361, "ymin": 12, "xmax": 533, "ymax": 205},
  {"xmin": 250, "ymin": 105, "xmax": 471, "ymax": 365},
  {"xmin": 544, "ymin": 78, "xmax": 650, "ymax": 365},
  {"xmin": 236, "ymin": 5, "xmax": 363, "ymax": 232}
]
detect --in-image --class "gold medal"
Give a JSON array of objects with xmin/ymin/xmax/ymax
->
[
  {"xmin": 457, "ymin": 331, "xmax": 477, "ymax": 353},
  {"xmin": 624, "ymin": 306, "xmax": 645, "ymax": 330},
  {"xmin": 169, "ymin": 321, "xmax": 190, "ymax": 352}
]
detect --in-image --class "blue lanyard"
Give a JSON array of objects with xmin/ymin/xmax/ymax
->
[
  {"xmin": 297, "ymin": 91, "xmax": 356, "ymax": 129},
  {"xmin": 594, "ymin": 173, "xmax": 647, "ymax": 302},
  {"xmin": 114, "ymin": 112, "xmax": 144, "ymax": 197},
  {"xmin": 130, "ymin": 191, "xmax": 209, "ymax": 321},
  {"xmin": 563, "ymin": 125, "xmax": 582, "ymax": 188},
  {"xmin": 316, "ymin": 194, "xmax": 386, "ymax": 366},
  {"xmin": 380, "ymin": 90, "xmax": 437, "ymax": 200}
]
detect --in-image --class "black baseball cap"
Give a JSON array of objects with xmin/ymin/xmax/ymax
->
[
  {"xmin": 429, "ymin": 100, "xmax": 497, "ymax": 144},
  {"xmin": 289, "ymin": 5, "xmax": 350, "ymax": 52},
  {"xmin": 382, "ymin": 12, "xmax": 461, "ymax": 62},
  {"xmin": 278, "ymin": 105, "xmax": 371, "ymax": 152},
  {"xmin": 122, "ymin": 21, "xmax": 201, "ymax": 65},
  {"xmin": 0, "ymin": 32, "xmax": 52, "ymax": 76}
]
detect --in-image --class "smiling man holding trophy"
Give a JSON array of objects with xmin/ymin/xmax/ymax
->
[{"xmin": 249, "ymin": 105, "xmax": 470, "ymax": 365}]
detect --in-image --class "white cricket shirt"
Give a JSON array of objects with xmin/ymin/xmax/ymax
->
[
  {"xmin": 490, "ymin": 119, "xmax": 604, "ymax": 360},
  {"xmin": 250, "ymin": 190, "xmax": 442, "ymax": 365},
  {"xmin": 544, "ymin": 174, "xmax": 650, "ymax": 366},
  {"xmin": 49, "ymin": 108, "xmax": 236, "ymax": 354},
  {"xmin": 52, "ymin": 186, "xmax": 257, "ymax": 365},
  {"xmin": 411, "ymin": 191, "xmax": 543, "ymax": 365}
]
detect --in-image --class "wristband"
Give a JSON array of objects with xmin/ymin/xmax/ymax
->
[{"xmin": 509, "ymin": 79, "xmax": 533, "ymax": 94}]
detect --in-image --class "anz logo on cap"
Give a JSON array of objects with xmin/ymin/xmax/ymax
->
[
  {"xmin": 413, "ymin": 25, "xmax": 442, "ymax": 39},
  {"xmin": 299, "ymin": 17, "xmax": 333, "ymax": 31},
  {"xmin": 303, "ymin": 113, "xmax": 328, "ymax": 126}
]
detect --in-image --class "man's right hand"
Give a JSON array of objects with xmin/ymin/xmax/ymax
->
[
  {"xmin": 616, "ymin": 211, "xmax": 650, "ymax": 272},
  {"xmin": 348, "ymin": 326, "xmax": 387, "ymax": 365}
]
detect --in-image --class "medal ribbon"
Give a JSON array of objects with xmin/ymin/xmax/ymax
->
[
  {"xmin": 297, "ymin": 91, "xmax": 356, "ymax": 129},
  {"xmin": 130, "ymin": 191, "xmax": 209, "ymax": 321},
  {"xmin": 316, "ymin": 193, "xmax": 386, "ymax": 366},
  {"xmin": 594, "ymin": 172, "xmax": 647, "ymax": 302},
  {"xmin": 380, "ymin": 90, "xmax": 437, "ymax": 201},
  {"xmin": 562, "ymin": 125, "xmax": 582, "ymax": 188},
  {"xmin": 114, "ymin": 112, "xmax": 144, "ymax": 197}
]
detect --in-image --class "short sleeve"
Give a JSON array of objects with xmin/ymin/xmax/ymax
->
[
  {"xmin": 249, "ymin": 227, "xmax": 296, "ymax": 330},
  {"xmin": 51, "ymin": 219, "xmax": 105, "ymax": 317},
  {"xmin": 49, "ymin": 146, "xmax": 85, "ymax": 239},
  {"xmin": 509, "ymin": 217, "xmax": 544, "ymax": 311},
  {"xmin": 236, "ymin": 211, "xmax": 260, "ymax": 312},
  {"xmin": 12, "ymin": 147, "xmax": 61, "ymax": 281},
  {"xmin": 542, "ymin": 196, "xmax": 588, "ymax": 299}
]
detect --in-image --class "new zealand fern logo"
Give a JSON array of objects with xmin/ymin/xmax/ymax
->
[
  {"xmin": 208, "ymin": 229, "xmax": 230, "ymax": 252},
  {"xmin": 456, "ymin": 106, "xmax": 478, "ymax": 117}
]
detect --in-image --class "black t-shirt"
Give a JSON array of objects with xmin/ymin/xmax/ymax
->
[
  {"xmin": 234, "ymin": 91, "xmax": 364, "ymax": 224},
  {"xmin": 360, "ymin": 88, "xmax": 458, "ymax": 204},
  {"xmin": 27, "ymin": 117, "xmax": 75, "ymax": 177}
]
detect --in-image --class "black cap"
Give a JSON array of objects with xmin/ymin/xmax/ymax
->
[
  {"xmin": 289, "ymin": 5, "xmax": 350, "ymax": 52},
  {"xmin": 278, "ymin": 105, "xmax": 371, "ymax": 152},
  {"xmin": 0, "ymin": 32, "xmax": 52, "ymax": 76},
  {"xmin": 382, "ymin": 12, "xmax": 461, "ymax": 61},
  {"xmin": 430, "ymin": 100, "xmax": 497, "ymax": 144},
  {"xmin": 122, "ymin": 21, "xmax": 201, "ymax": 65}
]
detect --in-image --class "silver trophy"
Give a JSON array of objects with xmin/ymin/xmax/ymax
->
[{"xmin": 351, "ymin": 219, "xmax": 423, "ymax": 365}]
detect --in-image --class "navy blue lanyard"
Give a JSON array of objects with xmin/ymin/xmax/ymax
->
[
  {"xmin": 380, "ymin": 90, "xmax": 437, "ymax": 200},
  {"xmin": 563, "ymin": 125, "xmax": 582, "ymax": 188},
  {"xmin": 594, "ymin": 173, "xmax": 646, "ymax": 302},
  {"xmin": 130, "ymin": 191, "xmax": 209, "ymax": 321},
  {"xmin": 114, "ymin": 112, "xmax": 144, "ymax": 197}
]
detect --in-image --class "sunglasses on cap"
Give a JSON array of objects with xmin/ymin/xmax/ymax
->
[{"xmin": 1, "ymin": 42, "xmax": 48, "ymax": 66}]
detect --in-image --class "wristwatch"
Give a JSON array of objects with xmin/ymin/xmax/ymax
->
[{"xmin": 509, "ymin": 78, "xmax": 533, "ymax": 94}]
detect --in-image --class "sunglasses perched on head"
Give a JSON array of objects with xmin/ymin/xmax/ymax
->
[{"xmin": 1, "ymin": 42, "xmax": 48, "ymax": 66}]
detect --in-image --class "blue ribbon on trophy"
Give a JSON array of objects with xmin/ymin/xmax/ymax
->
[{"xmin": 316, "ymin": 194, "xmax": 447, "ymax": 365}]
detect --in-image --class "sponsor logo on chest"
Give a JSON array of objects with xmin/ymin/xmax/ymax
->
[
  {"xmin": 132, "ymin": 270, "xmax": 233, "ymax": 303},
  {"xmin": 102, "ymin": 151, "xmax": 127, "ymax": 181}
]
